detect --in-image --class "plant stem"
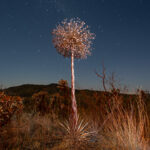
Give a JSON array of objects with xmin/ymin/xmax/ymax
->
[{"xmin": 71, "ymin": 51, "xmax": 78, "ymax": 130}]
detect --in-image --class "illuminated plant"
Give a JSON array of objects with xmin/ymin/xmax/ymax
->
[
  {"xmin": 0, "ymin": 92, "xmax": 23, "ymax": 126},
  {"xmin": 52, "ymin": 18, "xmax": 95, "ymax": 133}
]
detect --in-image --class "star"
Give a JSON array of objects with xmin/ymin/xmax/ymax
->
[{"xmin": 37, "ymin": 49, "xmax": 41, "ymax": 53}]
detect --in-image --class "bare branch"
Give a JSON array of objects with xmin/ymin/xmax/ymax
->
[{"xmin": 95, "ymin": 64, "xmax": 107, "ymax": 92}]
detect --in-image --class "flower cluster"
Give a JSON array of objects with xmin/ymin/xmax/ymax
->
[
  {"xmin": 0, "ymin": 92, "xmax": 23, "ymax": 126},
  {"xmin": 52, "ymin": 18, "xmax": 95, "ymax": 59}
]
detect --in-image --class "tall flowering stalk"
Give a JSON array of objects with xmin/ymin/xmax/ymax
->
[{"xmin": 52, "ymin": 18, "xmax": 95, "ymax": 132}]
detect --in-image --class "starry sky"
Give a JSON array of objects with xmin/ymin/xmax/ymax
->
[{"xmin": 0, "ymin": 0, "xmax": 150, "ymax": 92}]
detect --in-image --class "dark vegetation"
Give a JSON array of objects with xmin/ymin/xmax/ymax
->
[
  {"xmin": 4, "ymin": 83, "xmax": 59, "ymax": 97},
  {"xmin": 0, "ymin": 80, "xmax": 150, "ymax": 149}
]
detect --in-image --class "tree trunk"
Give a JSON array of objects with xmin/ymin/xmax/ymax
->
[{"xmin": 71, "ymin": 51, "xmax": 78, "ymax": 130}]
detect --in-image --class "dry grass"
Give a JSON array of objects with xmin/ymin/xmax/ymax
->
[
  {"xmin": 0, "ymin": 90, "xmax": 150, "ymax": 150},
  {"xmin": 0, "ymin": 113, "xmax": 63, "ymax": 150},
  {"xmin": 97, "ymin": 91, "xmax": 150, "ymax": 150}
]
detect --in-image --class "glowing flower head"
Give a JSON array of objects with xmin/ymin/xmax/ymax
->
[{"xmin": 52, "ymin": 18, "xmax": 95, "ymax": 59}]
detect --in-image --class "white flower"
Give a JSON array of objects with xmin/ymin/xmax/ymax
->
[{"xmin": 52, "ymin": 18, "xmax": 95, "ymax": 59}]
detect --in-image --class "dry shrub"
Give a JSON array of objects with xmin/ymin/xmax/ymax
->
[
  {"xmin": 94, "ymin": 65, "xmax": 150, "ymax": 149},
  {"xmin": 0, "ymin": 91, "xmax": 23, "ymax": 127},
  {"xmin": 32, "ymin": 91, "xmax": 51, "ymax": 115}
]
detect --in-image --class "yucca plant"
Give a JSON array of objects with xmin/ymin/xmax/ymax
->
[{"xmin": 52, "ymin": 18, "xmax": 95, "ymax": 136}]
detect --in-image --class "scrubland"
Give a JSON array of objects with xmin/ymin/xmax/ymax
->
[{"xmin": 0, "ymin": 80, "xmax": 150, "ymax": 150}]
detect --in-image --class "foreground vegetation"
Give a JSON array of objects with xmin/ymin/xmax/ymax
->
[{"xmin": 0, "ymin": 80, "xmax": 150, "ymax": 150}]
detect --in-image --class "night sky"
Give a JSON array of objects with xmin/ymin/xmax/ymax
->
[{"xmin": 0, "ymin": 0, "xmax": 150, "ymax": 92}]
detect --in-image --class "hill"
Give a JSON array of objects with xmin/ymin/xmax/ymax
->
[
  {"xmin": 4, "ymin": 83, "xmax": 59, "ymax": 97},
  {"xmin": 4, "ymin": 83, "xmax": 102, "ymax": 98}
]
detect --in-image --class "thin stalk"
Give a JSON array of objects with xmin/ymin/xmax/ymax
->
[{"xmin": 71, "ymin": 51, "xmax": 78, "ymax": 131}]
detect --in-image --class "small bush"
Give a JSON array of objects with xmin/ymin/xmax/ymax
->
[
  {"xmin": 0, "ymin": 92, "xmax": 23, "ymax": 127},
  {"xmin": 32, "ymin": 91, "xmax": 51, "ymax": 115}
]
